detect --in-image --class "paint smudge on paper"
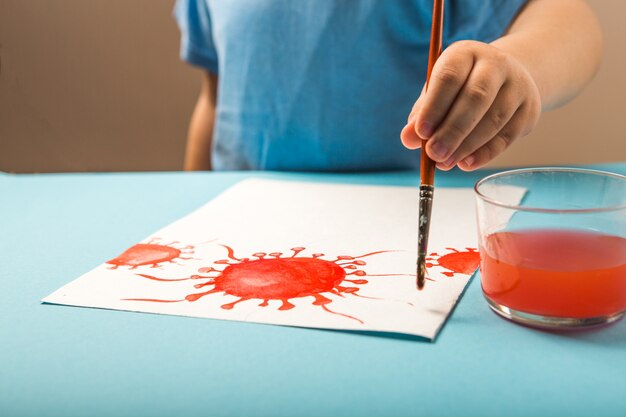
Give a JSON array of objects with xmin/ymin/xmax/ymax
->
[
  {"xmin": 426, "ymin": 248, "xmax": 480, "ymax": 277},
  {"xmin": 107, "ymin": 238, "xmax": 195, "ymax": 269}
]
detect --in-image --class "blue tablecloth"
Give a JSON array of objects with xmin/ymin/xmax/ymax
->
[{"xmin": 1, "ymin": 164, "xmax": 625, "ymax": 417}]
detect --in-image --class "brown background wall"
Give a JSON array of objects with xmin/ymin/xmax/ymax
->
[{"xmin": 1, "ymin": 0, "xmax": 624, "ymax": 173}]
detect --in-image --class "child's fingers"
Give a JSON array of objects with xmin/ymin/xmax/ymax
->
[
  {"xmin": 437, "ymin": 86, "xmax": 522, "ymax": 168},
  {"xmin": 425, "ymin": 60, "xmax": 506, "ymax": 164},
  {"xmin": 414, "ymin": 44, "xmax": 474, "ymax": 139},
  {"xmin": 456, "ymin": 108, "xmax": 528, "ymax": 171}
]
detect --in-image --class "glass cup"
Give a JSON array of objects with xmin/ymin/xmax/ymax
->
[{"xmin": 475, "ymin": 168, "xmax": 626, "ymax": 329}]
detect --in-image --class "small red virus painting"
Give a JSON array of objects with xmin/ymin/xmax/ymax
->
[
  {"xmin": 123, "ymin": 245, "xmax": 400, "ymax": 324},
  {"xmin": 426, "ymin": 248, "xmax": 480, "ymax": 277},
  {"xmin": 106, "ymin": 238, "xmax": 195, "ymax": 270}
]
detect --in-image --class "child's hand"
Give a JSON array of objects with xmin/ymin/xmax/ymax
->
[{"xmin": 400, "ymin": 40, "xmax": 541, "ymax": 171}]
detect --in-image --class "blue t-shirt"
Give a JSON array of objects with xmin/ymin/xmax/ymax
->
[{"xmin": 175, "ymin": 0, "xmax": 526, "ymax": 171}]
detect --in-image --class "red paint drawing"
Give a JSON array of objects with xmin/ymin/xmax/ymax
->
[
  {"xmin": 426, "ymin": 248, "xmax": 480, "ymax": 277},
  {"xmin": 119, "ymin": 243, "xmax": 475, "ymax": 324},
  {"xmin": 106, "ymin": 238, "xmax": 195, "ymax": 270},
  {"xmin": 122, "ymin": 245, "xmax": 413, "ymax": 324}
]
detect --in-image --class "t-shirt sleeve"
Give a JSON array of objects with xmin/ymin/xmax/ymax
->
[
  {"xmin": 173, "ymin": 0, "xmax": 218, "ymax": 73},
  {"xmin": 445, "ymin": 0, "xmax": 528, "ymax": 46}
]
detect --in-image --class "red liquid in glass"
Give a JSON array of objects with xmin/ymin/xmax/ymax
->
[{"xmin": 480, "ymin": 229, "xmax": 626, "ymax": 318}]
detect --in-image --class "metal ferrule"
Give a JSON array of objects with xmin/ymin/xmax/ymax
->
[{"xmin": 417, "ymin": 185, "xmax": 435, "ymax": 289}]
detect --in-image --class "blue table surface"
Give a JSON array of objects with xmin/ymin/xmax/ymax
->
[{"xmin": 1, "ymin": 164, "xmax": 625, "ymax": 417}]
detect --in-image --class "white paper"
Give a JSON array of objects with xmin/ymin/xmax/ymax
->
[{"xmin": 43, "ymin": 178, "xmax": 525, "ymax": 340}]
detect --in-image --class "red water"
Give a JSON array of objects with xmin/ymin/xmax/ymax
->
[{"xmin": 480, "ymin": 229, "xmax": 626, "ymax": 318}]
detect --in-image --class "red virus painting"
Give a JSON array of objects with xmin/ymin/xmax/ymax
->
[
  {"xmin": 426, "ymin": 248, "xmax": 480, "ymax": 277},
  {"xmin": 106, "ymin": 238, "xmax": 195, "ymax": 270},
  {"xmin": 124, "ymin": 245, "xmax": 398, "ymax": 324}
]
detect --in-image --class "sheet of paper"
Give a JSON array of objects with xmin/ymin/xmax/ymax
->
[{"xmin": 43, "ymin": 178, "xmax": 524, "ymax": 340}]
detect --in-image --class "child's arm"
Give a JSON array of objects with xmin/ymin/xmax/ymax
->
[
  {"xmin": 400, "ymin": 0, "xmax": 603, "ymax": 171},
  {"xmin": 184, "ymin": 71, "xmax": 218, "ymax": 171}
]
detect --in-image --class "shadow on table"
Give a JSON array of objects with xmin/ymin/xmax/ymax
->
[
  {"xmin": 314, "ymin": 328, "xmax": 431, "ymax": 344},
  {"xmin": 524, "ymin": 317, "xmax": 626, "ymax": 347}
]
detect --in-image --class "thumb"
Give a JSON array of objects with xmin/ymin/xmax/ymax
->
[
  {"xmin": 407, "ymin": 84, "xmax": 427, "ymax": 123},
  {"xmin": 401, "ymin": 102, "xmax": 426, "ymax": 150}
]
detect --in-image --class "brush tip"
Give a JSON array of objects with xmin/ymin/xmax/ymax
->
[{"xmin": 416, "ymin": 263, "xmax": 426, "ymax": 290}]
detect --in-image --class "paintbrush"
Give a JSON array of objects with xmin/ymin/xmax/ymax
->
[{"xmin": 417, "ymin": 0, "xmax": 445, "ymax": 290}]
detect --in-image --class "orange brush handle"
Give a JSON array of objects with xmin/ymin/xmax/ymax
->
[{"xmin": 420, "ymin": 0, "xmax": 444, "ymax": 186}]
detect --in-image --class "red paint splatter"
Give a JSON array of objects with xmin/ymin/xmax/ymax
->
[
  {"xmin": 106, "ymin": 238, "xmax": 195, "ymax": 270},
  {"xmin": 124, "ymin": 245, "xmax": 397, "ymax": 324},
  {"xmin": 426, "ymin": 248, "xmax": 480, "ymax": 277}
]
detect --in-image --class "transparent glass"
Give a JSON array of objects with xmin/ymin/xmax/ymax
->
[{"xmin": 475, "ymin": 168, "xmax": 626, "ymax": 329}]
